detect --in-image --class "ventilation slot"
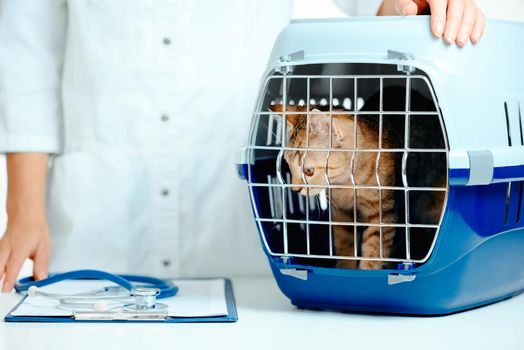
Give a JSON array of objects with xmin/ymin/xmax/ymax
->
[
  {"xmin": 517, "ymin": 182, "xmax": 523, "ymax": 224},
  {"xmin": 503, "ymin": 102, "xmax": 511, "ymax": 225},
  {"xmin": 504, "ymin": 102, "xmax": 512, "ymax": 146},
  {"xmin": 503, "ymin": 101, "xmax": 524, "ymax": 225},
  {"xmin": 519, "ymin": 101, "xmax": 523, "ymax": 145},
  {"xmin": 517, "ymin": 102, "xmax": 523, "ymax": 224}
]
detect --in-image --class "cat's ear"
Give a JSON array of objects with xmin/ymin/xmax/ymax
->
[
  {"xmin": 268, "ymin": 104, "xmax": 304, "ymax": 130},
  {"xmin": 332, "ymin": 120, "xmax": 344, "ymax": 142},
  {"xmin": 309, "ymin": 109, "xmax": 345, "ymax": 142},
  {"xmin": 309, "ymin": 109, "xmax": 330, "ymax": 135}
]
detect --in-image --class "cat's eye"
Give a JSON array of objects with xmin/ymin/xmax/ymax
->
[{"xmin": 304, "ymin": 167, "xmax": 314, "ymax": 177}]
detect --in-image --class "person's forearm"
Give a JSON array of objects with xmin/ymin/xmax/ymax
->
[
  {"xmin": 1, "ymin": 153, "xmax": 51, "ymax": 290},
  {"xmin": 6, "ymin": 153, "xmax": 49, "ymax": 221}
]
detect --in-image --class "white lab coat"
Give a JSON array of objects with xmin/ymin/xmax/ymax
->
[{"xmin": 12, "ymin": 0, "xmax": 519, "ymax": 278}]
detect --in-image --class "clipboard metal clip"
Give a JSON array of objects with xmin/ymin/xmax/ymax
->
[{"xmin": 74, "ymin": 310, "xmax": 168, "ymax": 321}]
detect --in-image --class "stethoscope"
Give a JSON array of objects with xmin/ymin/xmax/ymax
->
[{"xmin": 15, "ymin": 270, "xmax": 178, "ymax": 313}]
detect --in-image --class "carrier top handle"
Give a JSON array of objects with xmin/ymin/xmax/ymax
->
[{"xmin": 449, "ymin": 148, "xmax": 524, "ymax": 186}]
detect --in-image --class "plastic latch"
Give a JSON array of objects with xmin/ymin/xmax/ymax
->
[
  {"xmin": 387, "ymin": 273, "xmax": 416, "ymax": 285},
  {"xmin": 236, "ymin": 164, "xmax": 247, "ymax": 181},
  {"xmin": 388, "ymin": 262, "xmax": 416, "ymax": 285},
  {"xmin": 387, "ymin": 49, "xmax": 415, "ymax": 74},
  {"xmin": 280, "ymin": 268, "xmax": 308, "ymax": 281},
  {"xmin": 397, "ymin": 262, "xmax": 416, "ymax": 271},
  {"xmin": 235, "ymin": 146, "xmax": 249, "ymax": 180},
  {"xmin": 276, "ymin": 50, "xmax": 305, "ymax": 75},
  {"xmin": 279, "ymin": 50, "xmax": 305, "ymax": 63}
]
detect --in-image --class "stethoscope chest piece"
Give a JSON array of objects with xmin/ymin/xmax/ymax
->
[{"xmin": 123, "ymin": 287, "xmax": 167, "ymax": 311}]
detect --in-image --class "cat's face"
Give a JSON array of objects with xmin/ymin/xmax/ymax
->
[{"xmin": 269, "ymin": 104, "xmax": 354, "ymax": 196}]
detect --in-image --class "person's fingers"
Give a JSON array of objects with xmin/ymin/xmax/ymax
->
[
  {"xmin": 443, "ymin": 0, "xmax": 465, "ymax": 44},
  {"xmin": 427, "ymin": 0, "xmax": 447, "ymax": 38},
  {"xmin": 471, "ymin": 9, "xmax": 485, "ymax": 44},
  {"xmin": 2, "ymin": 252, "xmax": 26, "ymax": 292},
  {"xmin": 456, "ymin": 1, "xmax": 477, "ymax": 46},
  {"xmin": 395, "ymin": 0, "xmax": 418, "ymax": 15},
  {"xmin": 0, "ymin": 244, "xmax": 10, "ymax": 282},
  {"xmin": 32, "ymin": 241, "xmax": 50, "ymax": 281}
]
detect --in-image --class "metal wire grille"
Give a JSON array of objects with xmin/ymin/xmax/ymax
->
[{"xmin": 247, "ymin": 65, "xmax": 448, "ymax": 269}]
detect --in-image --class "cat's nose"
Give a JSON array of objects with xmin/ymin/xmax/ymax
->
[{"xmin": 290, "ymin": 177, "xmax": 304, "ymax": 192}]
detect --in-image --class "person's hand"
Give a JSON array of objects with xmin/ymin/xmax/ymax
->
[
  {"xmin": 378, "ymin": 0, "xmax": 486, "ymax": 46},
  {"xmin": 0, "ymin": 214, "xmax": 51, "ymax": 292},
  {"xmin": 1, "ymin": 153, "xmax": 51, "ymax": 292}
]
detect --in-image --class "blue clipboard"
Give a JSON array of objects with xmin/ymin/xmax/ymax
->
[{"xmin": 4, "ymin": 279, "xmax": 237, "ymax": 323}]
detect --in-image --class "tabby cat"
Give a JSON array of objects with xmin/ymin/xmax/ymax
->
[{"xmin": 269, "ymin": 103, "xmax": 396, "ymax": 269}]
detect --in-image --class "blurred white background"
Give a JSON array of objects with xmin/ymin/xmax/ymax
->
[{"xmin": 0, "ymin": 0, "xmax": 523, "ymax": 280}]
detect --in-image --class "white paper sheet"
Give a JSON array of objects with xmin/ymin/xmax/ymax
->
[{"xmin": 10, "ymin": 278, "xmax": 228, "ymax": 318}]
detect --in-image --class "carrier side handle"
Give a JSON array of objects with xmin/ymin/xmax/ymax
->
[{"xmin": 449, "ymin": 148, "xmax": 524, "ymax": 186}]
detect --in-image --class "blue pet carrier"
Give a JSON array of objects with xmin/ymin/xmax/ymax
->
[{"xmin": 237, "ymin": 16, "xmax": 524, "ymax": 315}]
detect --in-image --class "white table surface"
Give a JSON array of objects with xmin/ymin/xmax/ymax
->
[{"xmin": 0, "ymin": 276, "xmax": 522, "ymax": 350}]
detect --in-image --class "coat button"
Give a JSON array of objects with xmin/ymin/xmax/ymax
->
[
  {"xmin": 161, "ymin": 189, "xmax": 169, "ymax": 196},
  {"xmin": 163, "ymin": 37, "xmax": 171, "ymax": 45},
  {"xmin": 161, "ymin": 114, "xmax": 169, "ymax": 122},
  {"xmin": 162, "ymin": 259, "xmax": 171, "ymax": 267}
]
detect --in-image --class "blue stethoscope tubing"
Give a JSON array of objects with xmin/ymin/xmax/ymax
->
[{"xmin": 15, "ymin": 270, "xmax": 178, "ymax": 299}]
